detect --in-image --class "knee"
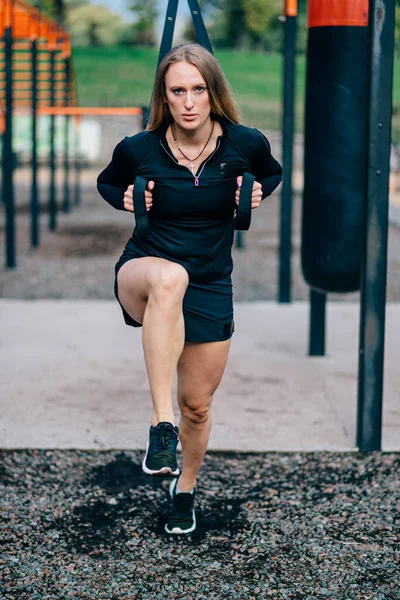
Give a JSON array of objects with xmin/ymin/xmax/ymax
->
[
  {"xmin": 150, "ymin": 263, "xmax": 189, "ymax": 304},
  {"xmin": 180, "ymin": 396, "xmax": 212, "ymax": 425}
]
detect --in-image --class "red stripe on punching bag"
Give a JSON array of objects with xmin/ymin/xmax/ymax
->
[{"xmin": 308, "ymin": 0, "xmax": 368, "ymax": 29}]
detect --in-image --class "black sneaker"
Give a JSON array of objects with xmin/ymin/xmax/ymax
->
[
  {"xmin": 142, "ymin": 421, "xmax": 180, "ymax": 476},
  {"xmin": 165, "ymin": 478, "xmax": 196, "ymax": 535}
]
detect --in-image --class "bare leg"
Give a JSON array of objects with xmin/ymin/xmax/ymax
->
[
  {"xmin": 176, "ymin": 339, "xmax": 231, "ymax": 492},
  {"xmin": 117, "ymin": 257, "xmax": 189, "ymax": 426}
]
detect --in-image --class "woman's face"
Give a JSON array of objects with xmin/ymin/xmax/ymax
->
[{"xmin": 164, "ymin": 61, "xmax": 211, "ymax": 131}]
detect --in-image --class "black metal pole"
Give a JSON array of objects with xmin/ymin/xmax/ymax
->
[
  {"xmin": 48, "ymin": 49, "xmax": 57, "ymax": 230},
  {"xmin": 2, "ymin": 22, "xmax": 15, "ymax": 268},
  {"xmin": 278, "ymin": 12, "xmax": 297, "ymax": 303},
  {"xmin": 74, "ymin": 117, "xmax": 81, "ymax": 206},
  {"xmin": 308, "ymin": 289, "xmax": 326, "ymax": 356},
  {"xmin": 357, "ymin": 0, "xmax": 396, "ymax": 451},
  {"xmin": 63, "ymin": 57, "xmax": 70, "ymax": 213},
  {"xmin": 31, "ymin": 37, "xmax": 39, "ymax": 247},
  {"xmin": 141, "ymin": 105, "xmax": 149, "ymax": 130}
]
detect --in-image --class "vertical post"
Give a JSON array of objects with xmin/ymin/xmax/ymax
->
[
  {"xmin": 48, "ymin": 44, "xmax": 57, "ymax": 230},
  {"xmin": 141, "ymin": 105, "xmax": 149, "ymax": 130},
  {"xmin": 2, "ymin": 0, "xmax": 15, "ymax": 268},
  {"xmin": 357, "ymin": 0, "xmax": 395, "ymax": 451},
  {"xmin": 278, "ymin": 0, "xmax": 297, "ymax": 303},
  {"xmin": 63, "ymin": 56, "xmax": 70, "ymax": 213},
  {"xmin": 31, "ymin": 32, "xmax": 39, "ymax": 247},
  {"xmin": 309, "ymin": 289, "xmax": 326, "ymax": 356},
  {"xmin": 74, "ymin": 115, "xmax": 81, "ymax": 206}
]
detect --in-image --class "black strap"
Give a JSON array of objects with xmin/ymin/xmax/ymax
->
[
  {"xmin": 157, "ymin": 0, "xmax": 179, "ymax": 70},
  {"xmin": 186, "ymin": 0, "xmax": 213, "ymax": 54},
  {"xmin": 157, "ymin": 0, "xmax": 213, "ymax": 71},
  {"xmin": 234, "ymin": 172, "xmax": 254, "ymax": 231},
  {"xmin": 133, "ymin": 176, "xmax": 150, "ymax": 239}
]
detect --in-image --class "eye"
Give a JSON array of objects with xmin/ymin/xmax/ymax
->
[
  {"xmin": 195, "ymin": 86, "xmax": 206, "ymax": 93},
  {"xmin": 172, "ymin": 88, "xmax": 183, "ymax": 95}
]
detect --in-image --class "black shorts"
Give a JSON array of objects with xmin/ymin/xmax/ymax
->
[{"xmin": 114, "ymin": 253, "xmax": 235, "ymax": 344}]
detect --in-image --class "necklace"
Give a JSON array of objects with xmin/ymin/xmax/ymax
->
[{"xmin": 171, "ymin": 121, "xmax": 215, "ymax": 175}]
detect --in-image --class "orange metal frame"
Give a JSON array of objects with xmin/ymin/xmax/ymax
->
[
  {"xmin": 0, "ymin": 0, "xmax": 143, "ymax": 130},
  {"xmin": 0, "ymin": 0, "xmax": 75, "ymax": 110},
  {"xmin": 285, "ymin": 0, "xmax": 298, "ymax": 17}
]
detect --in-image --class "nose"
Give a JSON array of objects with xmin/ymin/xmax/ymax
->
[{"xmin": 184, "ymin": 92, "xmax": 194, "ymax": 109}]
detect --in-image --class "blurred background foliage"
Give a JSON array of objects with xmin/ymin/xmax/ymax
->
[
  {"xmin": 24, "ymin": 0, "xmax": 399, "ymax": 55},
  {"xmin": 26, "ymin": 0, "xmax": 307, "ymax": 52}
]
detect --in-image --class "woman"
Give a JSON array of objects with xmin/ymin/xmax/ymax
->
[{"xmin": 97, "ymin": 43, "xmax": 282, "ymax": 535}]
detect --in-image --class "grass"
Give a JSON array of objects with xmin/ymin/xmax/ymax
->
[
  {"xmin": 71, "ymin": 46, "xmax": 305, "ymax": 131},
  {"xmin": 72, "ymin": 45, "xmax": 400, "ymax": 139}
]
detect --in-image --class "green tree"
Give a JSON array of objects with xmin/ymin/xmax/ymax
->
[
  {"xmin": 245, "ymin": 0, "xmax": 275, "ymax": 48},
  {"xmin": 203, "ymin": 0, "xmax": 280, "ymax": 50},
  {"xmin": 66, "ymin": 4, "xmax": 125, "ymax": 47},
  {"xmin": 127, "ymin": 0, "xmax": 158, "ymax": 46},
  {"xmin": 24, "ymin": 0, "xmax": 89, "ymax": 22}
]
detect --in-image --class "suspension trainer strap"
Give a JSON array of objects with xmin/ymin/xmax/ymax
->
[
  {"xmin": 157, "ymin": 0, "xmax": 213, "ymax": 70},
  {"xmin": 133, "ymin": 176, "xmax": 150, "ymax": 239},
  {"xmin": 186, "ymin": 0, "xmax": 214, "ymax": 54},
  {"xmin": 234, "ymin": 172, "xmax": 254, "ymax": 231},
  {"xmin": 157, "ymin": 0, "xmax": 179, "ymax": 70}
]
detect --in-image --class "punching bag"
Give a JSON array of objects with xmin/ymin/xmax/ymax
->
[{"xmin": 302, "ymin": 0, "xmax": 369, "ymax": 293}]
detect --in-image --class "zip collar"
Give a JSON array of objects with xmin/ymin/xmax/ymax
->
[
  {"xmin": 160, "ymin": 138, "xmax": 221, "ymax": 186},
  {"xmin": 156, "ymin": 117, "xmax": 226, "ymax": 186},
  {"xmin": 155, "ymin": 116, "xmax": 228, "ymax": 144}
]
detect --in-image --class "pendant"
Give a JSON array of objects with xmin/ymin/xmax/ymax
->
[{"xmin": 190, "ymin": 161, "xmax": 194, "ymax": 174}]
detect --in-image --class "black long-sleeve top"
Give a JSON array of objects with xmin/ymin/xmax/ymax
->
[{"xmin": 97, "ymin": 118, "xmax": 282, "ymax": 284}]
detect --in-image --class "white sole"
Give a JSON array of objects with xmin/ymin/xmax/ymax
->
[
  {"xmin": 142, "ymin": 439, "xmax": 180, "ymax": 476},
  {"xmin": 164, "ymin": 478, "xmax": 196, "ymax": 535},
  {"xmin": 164, "ymin": 514, "xmax": 196, "ymax": 535}
]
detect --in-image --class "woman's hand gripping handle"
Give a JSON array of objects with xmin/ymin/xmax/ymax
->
[
  {"xmin": 123, "ymin": 178, "xmax": 154, "ymax": 238},
  {"xmin": 234, "ymin": 172, "xmax": 257, "ymax": 231}
]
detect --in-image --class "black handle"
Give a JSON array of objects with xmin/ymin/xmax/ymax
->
[
  {"xmin": 133, "ymin": 176, "xmax": 150, "ymax": 239},
  {"xmin": 234, "ymin": 171, "xmax": 254, "ymax": 231}
]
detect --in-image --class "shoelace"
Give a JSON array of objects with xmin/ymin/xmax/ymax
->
[{"xmin": 152, "ymin": 424, "xmax": 176, "ymax": 449}]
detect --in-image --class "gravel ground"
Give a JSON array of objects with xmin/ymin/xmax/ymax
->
[
  {"xmin": 1, "ymin": 168, "xmax": 400, "ymax": 301},
  {"xmin": 0, "ymin": 450, "xmax": 399, "ymax": 599}
]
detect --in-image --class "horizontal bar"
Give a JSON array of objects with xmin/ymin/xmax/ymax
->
[{"xmin": 0, "ymin": 106, "xmax": 143, "ymax": 116}]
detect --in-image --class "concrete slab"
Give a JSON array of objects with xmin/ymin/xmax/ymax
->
[{"xmin": 0, "ymin": 300, "xmax": 399, "ymax": 451}]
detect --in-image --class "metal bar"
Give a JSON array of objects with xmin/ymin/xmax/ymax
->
[
  {"xmin": 48, "ymin": 48, "xmax": 56, "ymax": 231},
  {"xmin": 31, "ymin": 37, "xmax": 39, "ymax": 247},
  {"xmin": 2, "ymin": 24, "xmax": 16, "ymax": 268},
  {"xmin": 278, "ymin": 13, "xmax": 297, "ymax": 303},
  {"xmin": 74, "ymin": 119, "xmax": 80, "ymax": 206},
  {"xmin": 309, "ymin": 289, "xmax": 326, "ymax": 356},
  {"xmin": 357, "ymin": 0, "xmax": 396, "ymax": 451},
  {"xmin": 141, "ymin": 105, "xmax": 149, "ymax": 130},
  {"xmin": 63, "ymin": 57, "xmax": 69, "ymax": 213}
]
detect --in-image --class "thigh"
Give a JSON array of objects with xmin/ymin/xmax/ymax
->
[
  {"xmin": 117, "ymin": 256, "xmax": 188, "ymax": 324},
  {"xmin": 177, "ymin": 339, "xmax": 232, "ymax": 409}
]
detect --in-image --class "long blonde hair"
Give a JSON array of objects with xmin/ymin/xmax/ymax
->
[{"xmin": 147, "ymin": 43, "xmax": 241, "ymax": 130}]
